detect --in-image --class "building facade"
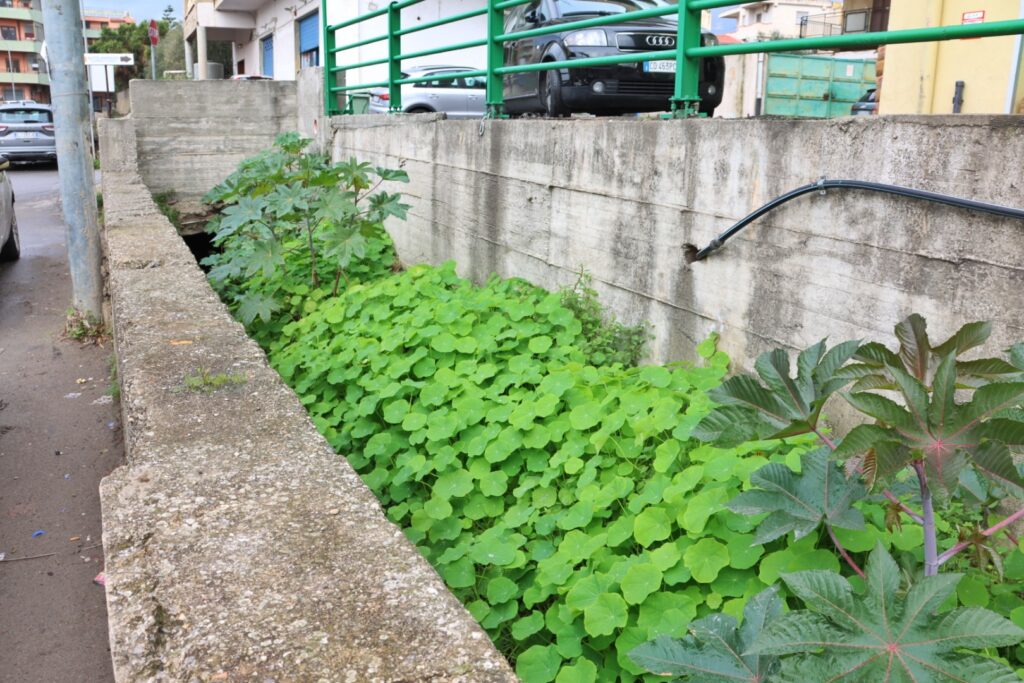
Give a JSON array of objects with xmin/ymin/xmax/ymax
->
[
  {"xmin": 183, "ymin": 0, "xmax": 489, "ymax": 82},
  {"xmin": 882, "ymin": 0, "xmax": 1024, "ymax": 114},
  {"xmin": 0, "ymin": 0, "xmax": 47, "ymax": 102},
  {"xmin": 718, "ymin": 0, "xmax": 836, "ymax": 41},
  {"xmin": 183, "ymin": 0, "xmax": 324, "ymax": 80}
]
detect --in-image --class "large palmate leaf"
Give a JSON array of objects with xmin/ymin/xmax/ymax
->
[
  {"xmin": 750, "ymin": 545, "xmax": 1024, "ymax": 682},
  {"xmin": 727, "ymin": 448, "xmax": 866, "ymax": 545},
  {"xmin": 693, "ymin": 340, "xmax": 860, "ymax": 447},
  {"xmin": 838, "ymin": 351, "xmax": 1024, "ymax": 497},
  {"xmin": 837, "ymin": 314, "xmax": 1023, "ymax": 392},
  {"xmin": 629, "ymin": 587, "xmax": 782, "ymax": 682}
]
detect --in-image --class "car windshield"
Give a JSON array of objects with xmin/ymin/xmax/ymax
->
[
  {"xmin": 557, "ymin": 0, "xmax": 671, "ymax": 16},
  {"xmin": 0, "ymin": 108, "xmax": 52, "ymax": 123}
]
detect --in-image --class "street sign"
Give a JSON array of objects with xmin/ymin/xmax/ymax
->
[
  {"xmin": 84, "ymin": 53, "xmax": 134, "ymax": 66},
  {"xmin": 148, "ymin": 20, "xmax": 159, "ymax": 46}
]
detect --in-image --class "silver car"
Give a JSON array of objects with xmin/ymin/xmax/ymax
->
[
  {"xmin": 0, "ymin": 155, "xmax": 19, "ymax": 261},
  {"xmin": 368, "ymin": 66, "xmax": 485, "ymax": 118},
  {"xmin": 0, "ymin": 102, "xmax": 57, "ymax": 164}
]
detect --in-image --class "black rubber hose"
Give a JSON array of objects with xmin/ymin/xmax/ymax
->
[{"xmin": 690, "ymin": 178, "xmax": 1024, "ymax": 262}]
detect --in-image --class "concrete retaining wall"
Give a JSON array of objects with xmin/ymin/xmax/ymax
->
[
  {"xmin": 128, "ymin": 80, "xmax": 298, "ymax": 200},
  {"xmin": 329, "ymin": 114, "xmax": 1024, "ymax": 371},
  {"xmin": 97, "ymin": 116, "xmax": 516, "ymax": 682}
]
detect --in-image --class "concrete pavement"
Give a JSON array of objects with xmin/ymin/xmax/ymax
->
[{"xmin": 0, "ymin": 164, "xmax": 119, "ymax": 683}]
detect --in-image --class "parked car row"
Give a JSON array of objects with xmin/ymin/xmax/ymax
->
[{"xmin": 369, "ymin": 0, "xmax": 724, "ymax": 119}]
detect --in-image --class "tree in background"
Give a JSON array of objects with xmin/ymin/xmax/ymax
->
[
  {"xmin": 157, "ymin": 5, "xmax": 185, "ymax": 75},
  {"xmin": 91, "ymin": 19, "xmax": 172, "ymax": 89}
]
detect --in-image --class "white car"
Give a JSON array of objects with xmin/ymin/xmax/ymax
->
[
  {"xmin": 368, "ymin": 65, "xmax": 485, "ymax": 118},
  {"xmin": 0, "ymin": 155, "xmax": 19, "ymax": 261}
]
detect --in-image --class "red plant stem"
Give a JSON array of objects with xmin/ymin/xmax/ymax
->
[
  {"xmin": 814, "ymin": 427, "xmax": 924, "ymax": 524},
  {"xmin": 814, "ymin": 429, "xmax": 838, "ymax": 451},
  {"xmin": 882, "ymin": 490, "xmax": 924, "ymax": 525},
  {"xmin": 912, "ymin": 461, "xmax": 939, "ymax": 577},
  {"xmin": 936, "ymin": 507, "xmax": 1024, "ymax": 567},
  {"xmin": 826, "ymin": 523, "xmax": 866, "ymax": 579}
]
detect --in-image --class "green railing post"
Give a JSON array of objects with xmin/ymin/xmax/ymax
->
[
  {"xmin": 387, "ymin": 2, "xmax": 402, "ymax": 112},
  {"xmin": 486, "ymin": 0, "xmax": 505, "ymax": 117},
  {"xmin": 670, "ymin": 0, "xmax": 702, "ymax": 117},
  {"xmin": 323, "ymin": 0, "xmax": 337, "ymax": 116}
]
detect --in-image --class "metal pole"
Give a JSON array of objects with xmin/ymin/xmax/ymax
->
[
  {"xmin": 386, "ymin": 3, "xmax": 401, "ymax": 111},
  {"xmin": 485, "ymin": 0, "xmax": 504, "ymax": 116},
  {"xmin": 150, "ymin": 43, "xmax": 157, "ymax": 79},
  {"xmin": 39, "ymin": 0, "xmax": 102, "ymax": 319},
  {"xmin": 671, "ymin": 0, "xmax": 702, "ymax": 116}
]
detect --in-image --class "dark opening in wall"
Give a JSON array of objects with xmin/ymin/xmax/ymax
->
[{"xmin": 182, "ymin": 231, "xmax": 215, "ymax": 271}]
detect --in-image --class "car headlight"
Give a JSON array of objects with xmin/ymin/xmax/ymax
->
[{"xmin": 564, "ymin": 29, "xmax": 608, "ymax": 47}]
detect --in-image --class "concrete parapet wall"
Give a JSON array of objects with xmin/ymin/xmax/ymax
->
[
  {"xmin": 329, "ymin": 114, "xmax": 1024, "ymax": 370},
  {"xmin": 97, "ymin": 117, "xmax": 516, "ymax": 682},
  {"xmin": 127, "ymin": 80, "xmax": 298, "ymax": 200}
]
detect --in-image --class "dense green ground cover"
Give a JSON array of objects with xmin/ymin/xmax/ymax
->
[{"xmin": 204, "ymin": 138, "xmax": 1024, "ymax": 682}]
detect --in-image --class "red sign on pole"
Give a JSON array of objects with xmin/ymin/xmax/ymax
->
[{"xmin": 148, "ymin": 19, "xmax": 159, "ymax": 46}]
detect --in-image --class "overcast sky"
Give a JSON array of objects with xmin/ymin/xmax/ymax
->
[{"xmin": 84, "ymin": 0, "xmax": 178, "ymax": 22}]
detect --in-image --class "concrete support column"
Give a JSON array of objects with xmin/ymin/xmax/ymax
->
[
  {"xmin": 184, "ymin": 35, "xmax": 194, "ymax": 79},
  {"xmin": 231, "ymin": 42, "xmax": 237, "ymax": 76},
  {"xmin": 197, "ymin": 26, "xmax": 208, "ymax": 80}
]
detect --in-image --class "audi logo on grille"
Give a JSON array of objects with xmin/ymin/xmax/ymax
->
[{"xmin": 646, "ymin": 35, "xmax": 676, "ymax": 47}]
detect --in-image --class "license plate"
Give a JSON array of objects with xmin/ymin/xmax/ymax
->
[
  {"xmin": 643, "ymin": 60, "xmax": 676, "ymax": 74},
  {"xmin": 16, "ymin": 132, "xmax": 37, "ymax": 139}
]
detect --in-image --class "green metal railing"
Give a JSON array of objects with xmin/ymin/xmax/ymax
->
[{"xmin": 322, "ymin": 0, "xmax": 1024, "ymax": 118}]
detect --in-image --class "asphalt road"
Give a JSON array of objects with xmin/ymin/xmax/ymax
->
[{"xmin": 0, "ymin": 164, "xmax": 120, "ymax": 683}]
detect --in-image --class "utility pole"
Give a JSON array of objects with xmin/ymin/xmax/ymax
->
[{"xmin": 40, "ymin": 0, "xmax": 102, "ymax": 319}]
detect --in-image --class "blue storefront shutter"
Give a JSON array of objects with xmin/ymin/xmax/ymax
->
[
  {"xmin": 262, "ymin": 35, "xmax": 274, "ymax": 77},
  {"xmin": 299, "ymin": 12, "xmax": 319, "ymax": 54}
]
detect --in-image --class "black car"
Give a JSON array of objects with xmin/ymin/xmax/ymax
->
[{"xmin": 502, "ymin": 0, "xmax": 725, "ymax": 117}]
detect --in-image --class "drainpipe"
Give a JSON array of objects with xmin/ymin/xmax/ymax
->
[
  {"xmin": 197, "ymin": 25, "xmax": 208, "ymax": 80},
  {"xmin": 231, "ymin": 42, "xmax": 238, "ymax": 76},
  {"xmin": 952, "ymin": 80, "xmax": 964, "ymax": 112}
]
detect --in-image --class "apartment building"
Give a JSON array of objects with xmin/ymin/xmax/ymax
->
[
  {"xmin": 0, "ymin": 0, "xmax": 47, "ymax": 102},
  {"xmin": 82, "ymin": 8, "xmax": 134, "ymax": 44},
  {"xmin": 183, "ymin": 0, "xmax": 322, "ymax": 79},
  {"xmin": 719, "ymin": 0, "xmax": 836, "ymax": 41}
]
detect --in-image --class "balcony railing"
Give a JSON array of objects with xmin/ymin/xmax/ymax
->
[{"xmin": 800, "ymin": 9, "xmax": 884, "ymax": 38}]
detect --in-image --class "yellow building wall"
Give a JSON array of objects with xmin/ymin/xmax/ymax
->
[{"xmin": 881, "ymin": 0, "xmax": 1023, "ymax": 114}]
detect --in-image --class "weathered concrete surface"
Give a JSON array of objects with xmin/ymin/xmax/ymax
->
[
  {"xmin": 97, "ymin": 118, "xmax": 516, "ymax": 682},
  {"xmin": 330, "ymin": 114, "xmax": 1024, "ymax": 371},
  {"xmin": 128, "ymin": 79, "xmax": 297, "ymax": 200}
]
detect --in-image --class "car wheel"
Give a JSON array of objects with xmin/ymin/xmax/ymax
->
[
  {"xmin": 406, "ymin": 106, "xmax": 433, "ymax": 114},
  {"xmin": 542, "ymin": 71, "xmax": 568, "ymax": 118},
  {"xmin": 0, "ymin": 212, "xmax": 20, "ymax": 262}
]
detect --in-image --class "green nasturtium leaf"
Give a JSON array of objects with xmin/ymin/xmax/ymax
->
[
  {"xmin": 583, "ymin": 593, "xmax": 629, "ymax": 637},
  {"xmin": 621, "ymin": 563, "xmax": 663, "ymax": 605},
  {"xmin": 517, "ymin": 644, "xmax": 563, "ymax": 683},
  {"xmin": 634, "ymin": 507, "xmax": 672, "ymax": 547},
  {"xmin": 683, "ymin": 537, "xmax": 730, "ymax": 583}
]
